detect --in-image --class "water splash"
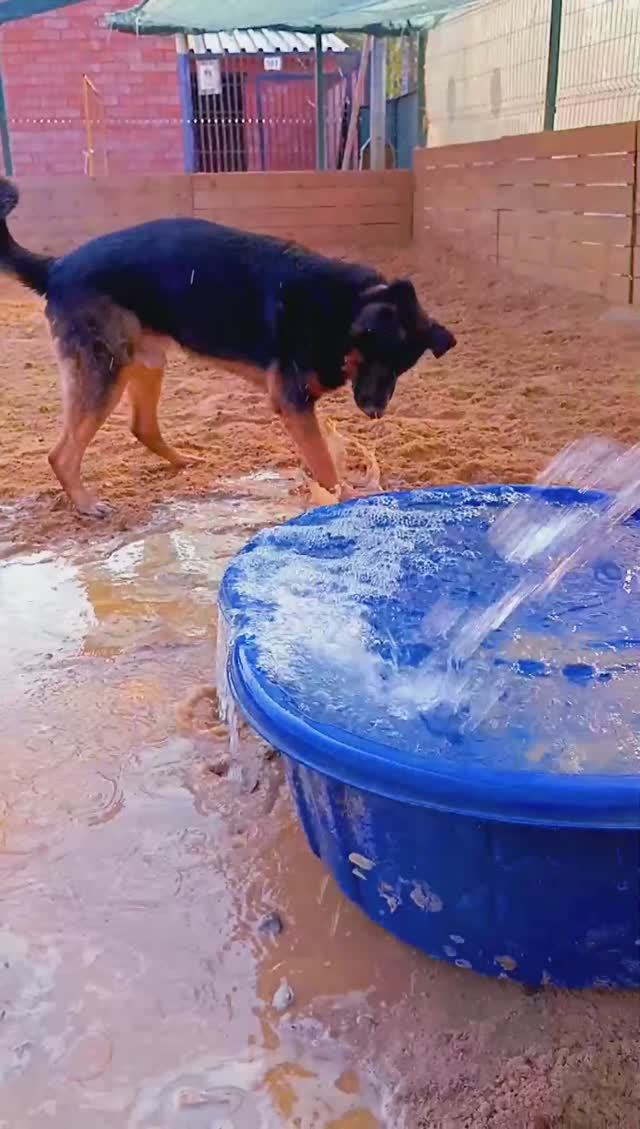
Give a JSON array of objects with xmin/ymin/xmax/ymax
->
[
  {"xmin": 422, "ymin": 438, "xmax": 640, "ymax": 729},
  {"xmin": 216, "ymin": 612, "xmax": 262, "ymax": 792},
  {"xmin": 218, "ymin": 439, "xmax": 640, "ymax": 775}
]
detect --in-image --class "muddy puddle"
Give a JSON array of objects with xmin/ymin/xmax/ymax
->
[{"xmin": 0, "ymin": 473, "xmax": 434, "ymax": 1129}]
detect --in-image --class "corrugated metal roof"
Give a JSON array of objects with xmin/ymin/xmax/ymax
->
[{"xmin": 188, "ymin": 28, "xmax": 349, "ymax": 53}]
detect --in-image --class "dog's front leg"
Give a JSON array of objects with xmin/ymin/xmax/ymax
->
[
  {"xmin": 281, "ymin": 406, "xmax": 340, "ymax": 491},
  {"xmin": 267, "ymin": 369, "xmax": 339, "ymax": 491}
]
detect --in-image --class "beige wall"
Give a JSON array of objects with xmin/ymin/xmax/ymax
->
[{"xmin": 425, "ymin": 0, "xmax": 640, "ymax": 147}]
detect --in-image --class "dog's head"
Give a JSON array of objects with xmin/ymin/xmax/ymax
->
[{"xmin": 347, "ymin": 279, "xmax": 456, "ymax": 419}]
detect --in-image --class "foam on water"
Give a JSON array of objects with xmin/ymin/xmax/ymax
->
[{"xmin": 219, "ymin": 441, "xmax": 640, "ymax": 776}]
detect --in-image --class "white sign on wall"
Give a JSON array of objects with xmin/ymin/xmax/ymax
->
[
  {"xmin": 263, "ymin": 56, "xmax": 283, "ymax": 71},
  {"xmin": 197, "ymin": 59, "xmax": 222, "ymax": 95}
]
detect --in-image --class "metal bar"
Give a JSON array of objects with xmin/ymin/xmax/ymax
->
[
  {"xmin": 417, "ymin": 30, "xmax": 427, "ymax": 147},
  {"xmin": 314, "ymin": 30, "xmax": 325, "ymax": 171},
  {"xmin": 370, "ymin": 36, "xmax": 386, "ymax": 171},
  {"xmin": 629, "ymin": 122, "xmax": 639, "ymax": 307},
  {"xmin": 256, "ymin": 79, "xmax": 267, "ymax": 171},
  {"xmin": 202, "ymin": 85, "xmax": 215, "ymax": 172},
  {"xmin": 231, "ymin": 63, "xmax": 241, "ymax": 171},
  {"xmin": 544, "ymin": 0, "xmax": 563, "ymax": 131},
  {"xmin": 228, "ymin": 62, "xmax": 238, "ymax": 172},
  {"xmin": 342, "ymin": 35, "xmax": 371, "ymax": 171},
  {"xmin": 215, "ymin": 57, "xmax": 226, "ymax": 172},
  {"xmin": 175, "ymin": 34, "xmax": 196, "ymax": 173},
  {"xmin": 0, "ymin": 64, "xmax": 12, "ymax": 176},
  {"xmin": 82, "ymin": 74, "xmax": 95, "ymax": 177},
  {"xmin": 93, "ymin": 81, "xmax": 109, "ymax": 175}
]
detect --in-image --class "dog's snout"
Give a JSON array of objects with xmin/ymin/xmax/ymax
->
[{"xmin": 363, "ymin": 404, "xmax": 384, "ymax": 420}]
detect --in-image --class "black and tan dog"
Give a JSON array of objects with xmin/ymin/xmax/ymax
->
[{"xmin": 0, "ymin": 177, "xmax": 455, "ymax": 517}]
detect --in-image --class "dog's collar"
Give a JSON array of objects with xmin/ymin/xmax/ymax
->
[{"xmin": 306, "ymin": 349, "xmax": 362, "ymax": 401}]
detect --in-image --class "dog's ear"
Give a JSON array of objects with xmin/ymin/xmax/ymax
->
[
  {"xmin": 426, "ymin": 319, "xmax": 456, "ymax": 358},
  {"xmin": 385, "ymin": 278, "xmax": 420, "ymax": 322}
]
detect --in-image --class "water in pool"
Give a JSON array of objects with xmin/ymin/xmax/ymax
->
[{"xmin": 220, "ymin": 439, "xmax": 640, "ymax": 777}]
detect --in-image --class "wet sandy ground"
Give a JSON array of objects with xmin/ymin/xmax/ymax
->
[{"xmin": 1, "ymin": 245, "xmax": 640, "ymax": 1127}]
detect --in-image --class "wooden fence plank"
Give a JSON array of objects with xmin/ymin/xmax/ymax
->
[
  {"xmin": 418, "ymin": 153, "xmax": 634, "ymax": 190},
  {"xmin": 512, "ymin": 123, "xmax": 637, "ymax": 160},
  {"xmin": 249, "ymin": 224, "xmax": 404, "ymax": 247},
  {"xmin": 193, "ymin": 185, "xmax": 411, "ymax": 211},
  {"xmin": 419, "ymin": 183, "xmax": 633, "ymax": 214},
  {"xmin": 414, "ymin": 139, "xmax": 507, "ymax": 169},
  {"xmin": 498, "ymin": 210, "xmax": 631, "ymax": 245},
  {"xmin": 499, "ymin": 257, "xmax": 631, "ymax": 302},
  {"xmin": 497, "ymin": 153, "xmax": 634, "ymax": 187},
  {"xmin": 414, "ymin": 123, "xmax": 636, "ymax": 171},
  {"xmin": 195, "ymin": 205, "xmax": 407, "ymax": 229},
  {"xmin": 192, "ymin": 170, "xmax": 412, "ymax": 193},
  {"xmin": 498, "ymin": 233, "xmax": 631, "ymax": 274},
  {"xmin": 421, "ymin": 207, "xmax": 497, "ymax": 231}
]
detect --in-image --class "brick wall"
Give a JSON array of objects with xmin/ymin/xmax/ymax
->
[{"xmin": 0, "ymin": 0, "xmax": 183, "ymax": 176}]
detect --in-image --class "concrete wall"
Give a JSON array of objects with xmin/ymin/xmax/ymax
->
[{"xmin": 425, "ymin": 0, "xmax": 640, "ymax": 148}]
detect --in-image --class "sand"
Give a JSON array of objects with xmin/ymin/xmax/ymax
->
[{"xmin": 1, "ymin": 240, "xmax": 639, "ymax": 552}]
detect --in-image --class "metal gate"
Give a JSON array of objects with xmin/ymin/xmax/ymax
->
[
  {"xmin": 188, "ymin": 50, "xmax": 358, "ymax": 173},
  {"xmin": 256, "ymin": 70, "xmax": 349, "ymax": 171},
  {"xmin": 189, "ymin": 60, "xmax": 248, "ymax": 172}
]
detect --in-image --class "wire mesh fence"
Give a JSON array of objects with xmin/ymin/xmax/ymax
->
[
  {"xmin": 557, "ymin": 0, "xmax": 640, "ymax": 129},
  {"xmin": 425, "ymin": 0, "xmax": 640, "ymax": 147}
]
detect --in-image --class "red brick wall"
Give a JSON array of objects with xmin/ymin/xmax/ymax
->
[{"xmin": 0, "ymin": 0, "xmax": 183, "ymax": 176}]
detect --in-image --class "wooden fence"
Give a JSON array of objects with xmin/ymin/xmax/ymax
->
[
  {"xmin": 4, "ymin": 138, "xmax": 640, "ymax": 307},
  {"xmin": 414, "ymin": 122, "xmax": 640, "ymax": 306},
  {"xmin": 7, "ymin": 170, "xmax": 412, "ymax": 258}
]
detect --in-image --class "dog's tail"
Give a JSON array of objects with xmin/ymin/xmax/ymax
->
[{"xmin": 0, "ymin": 178, "xmax": 54, "ymax": 296}]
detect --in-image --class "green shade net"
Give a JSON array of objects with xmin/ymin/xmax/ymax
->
[
  {"xmin": 108, "ymin": 0, "xmax": 472, "ymax": 36},
  {"xmin": 0, "ymin": 0, "xmax": 89, "ymax": 23}
]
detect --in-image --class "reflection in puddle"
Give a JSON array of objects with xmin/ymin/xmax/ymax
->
[{"xmin": 0, "ymin": 476, "xmax": 398, "ymax": 1128}]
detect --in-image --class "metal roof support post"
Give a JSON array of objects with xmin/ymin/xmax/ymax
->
[
  {"xmin": 175, "ymin": 32, "xmax": 196, "ymax": 172},
  {"xmin": 0, "ymin": 63, "xmax": 13, "ymax": 177},
  {"xmin": 417, "ymin": 30, "xmax": 427, "ymax": 146},
  {"xmin": 370, "ymin": 35, "xmax": 386, "ymax": 171},
  {"xmin": 543, "ymin": 0, "xmax": 563, "ymax": 131},
  {"xmin": 314, "ymin": 31, "xmax": 326, "ymax": 170}
]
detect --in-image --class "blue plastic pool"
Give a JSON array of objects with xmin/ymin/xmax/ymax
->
[{"xmin": 218, "ymin": 486, "xmax": 640, "ymax": 988}]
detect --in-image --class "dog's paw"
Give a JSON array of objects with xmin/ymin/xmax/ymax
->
[
  {"xmin": 172, "ymin": 452, "xmax": 205, "ymax": 469},
  {"xmin": 79, "ymin": 499, "xmax": 112, "ymax": 519},
  {"xmin": 309, "ymin": 482, "xmax": 341, "ymax": 507}
]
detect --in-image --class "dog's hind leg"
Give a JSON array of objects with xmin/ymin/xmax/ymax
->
[
  {"xmin": 126, "ymin": 364, "xmax": 191, "ymax": 468},
  {"xmin": 48, "ymin": 345, "xmax": 129, "ymax": 518}
]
